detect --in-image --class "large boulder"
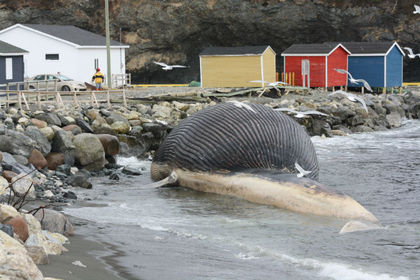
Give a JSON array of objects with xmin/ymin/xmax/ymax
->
[
  {"xmin": 75, "ymin": 118, "xmax": 94, "ymax": 133},
  {"xmin": 24, "ymin": 126, "xmax": 51, "ymax": 156},
  {"xmin": 72, "ymin": 133, "xmax": 105, "ymax": 170},
  {"xmin": 1, "ymin": 152, "xmax": 34, "ymax": 174},
  {"xmin": 0, "ymin": 231, "xmax": 44, "ymax": 279},
  {"xmin": 33, "ymin": 209, "xmax": 73, "ymax": 236},
  {"xmin": 51, "ymin": 130, "xmax": 75, "ymax": 166},
  {"xmin": 0, "ymin": 129, "xmax": 37, "ymax": 158},
  {"xmin": 96, "ymin": 134, "xmax": 120, "ymax": 156},
  {"xmin": 10, "ymin": 174, "xmax": 36, "ymax": 199},
  {"xmin": 0, "ymin": 176, "xmax": 8, "ymax": 195}
]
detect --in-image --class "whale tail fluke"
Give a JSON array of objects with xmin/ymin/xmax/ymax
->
[{"xmin": 339, "ymin": 220, "xmax": 382, "ymax": 235}]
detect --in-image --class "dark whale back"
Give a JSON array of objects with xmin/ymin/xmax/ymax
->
[{"xmin": 153, "ymin": 102, "xmax": 319, "ymax": 180}]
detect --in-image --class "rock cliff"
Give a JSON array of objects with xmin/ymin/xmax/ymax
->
[{"xmin": 1, "ymin": 0, "xmax": 419, "ymax": 83}]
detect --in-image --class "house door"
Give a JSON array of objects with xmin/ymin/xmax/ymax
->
[{"xmin": 301, "ymin": 59, "xmax": 310, "ymax": 87}]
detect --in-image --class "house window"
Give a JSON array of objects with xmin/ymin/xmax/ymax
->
[
  {"xmin": 45, "ymin": 54, "xmax": 59, "ymax": 60},
  {"xmin": 5, "ymin": 58, "xmax": 13, "ymax": 80}
]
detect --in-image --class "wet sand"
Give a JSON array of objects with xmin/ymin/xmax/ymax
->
[{"xmin": 39, "ymin": 216, "xmax": 140, "ymax": 280}]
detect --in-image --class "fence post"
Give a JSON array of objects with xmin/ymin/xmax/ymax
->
[
  {"xmin": 18, "ymin": 91, "xmax": 22, "ymax": 111},
  {"xmin": 122, "ymin": 89, "xmax": 127, "ymax": 108},
  {"xmin": 37, "ymin": 91, "xmax": 41, "ymax": 110},
  {"xmin": 107, "ymin": 90, "xmax": 111, "ymax": 108}
]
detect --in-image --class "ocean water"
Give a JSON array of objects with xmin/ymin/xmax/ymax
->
[{"xmin": 65, "ymin": 120, "xmax": 420, "ymax": 280}]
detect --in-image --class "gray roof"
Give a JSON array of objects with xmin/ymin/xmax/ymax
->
[
  {"xmin": 200, "ymin": 45, "xmax": 272, "ymax": 56},
  {"xmin": 22, "ymin": 24, "xmax": 127, "ymax": 47},
  {"xmin": 281, "ymin": 43, "xmax": 346, "ymax": 55},
  {"xmin": 0, "ymin": 40, "xmax": 28, "ymax": 54},
  {"xmin": 336, "ymin": 41, "xmax": 400, "ymax": 55}
]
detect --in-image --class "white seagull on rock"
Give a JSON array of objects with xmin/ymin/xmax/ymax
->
[
  {"xmin": 334, "ymin": 68, "xmax": 372, "ymax": 92},
  {"xmin": 275, "ymin": 108, "xmax": 328, "ymax": 118},
  {"xmin": 414, "ymin": 4, "xmax": 420, "ymax": 14},
  {"xmin": 153, "ymin": 61, "xmax": 187, "ymax": 71},
  {"xmin": 250, "ymin": 80, "xmax": 288, "ymax": 96},
  {"xmin": 295, "ymin": 162, "xmax": 311, "ymax": 178},
  {"xmin": 403, "ymin": 47, "xmax": 420, "ymax": 59},
  {"xmin": 329, "ymin": 90, "xmax": 369, "ymax": 113}
]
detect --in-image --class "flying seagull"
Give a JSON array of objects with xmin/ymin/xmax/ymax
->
[
  {"xmin": 275, "ymin": 108, "xmax": 328, "ymax": 118},
  {"xmin": 414, "ymin": 4, "xmax": 420, "ymax": 14},
  {"xmin": 403, "ymin": 47, "xmax": 420, "ymax": 59},
  {"xmin": 227, "ymin": 100, "xmax": 256, "ymax": 113},
  {"xmin": 334, "ymin": 68, "xmax": 372, "ymax": 92},
  {"xmin": 329, "ymin": 90, "xmax": 369, "ymax": 114},
  {"xmin": 153, "ymin": 61, "xmax": 187, "ymax": 71},
  {"xmin": 295, "ymin": 162, "xmax": 311, "ymax": 178}
]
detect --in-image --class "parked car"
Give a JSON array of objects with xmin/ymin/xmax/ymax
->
[{"xmin": 25, "ymin": 74, "xmax": 87, "ymax": 91}]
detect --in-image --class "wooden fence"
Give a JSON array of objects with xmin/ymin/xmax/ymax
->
[{"xmin": 0, "ymin": 89, "xmax": 127, "ymax": 111}]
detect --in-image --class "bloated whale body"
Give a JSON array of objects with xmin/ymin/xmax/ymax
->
[{"xmin": 151, "ymin": 102, "xmax": 379, "ymax": 224}]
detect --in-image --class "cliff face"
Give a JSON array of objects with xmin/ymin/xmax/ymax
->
[{"xmin": 1, "ymin": 0, "xmax": 420, "ymax": 83}]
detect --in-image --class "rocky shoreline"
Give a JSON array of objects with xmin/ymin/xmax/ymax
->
[{"xmin": 0, "ymin": 87, "xmax": 419, "ymax": 278}]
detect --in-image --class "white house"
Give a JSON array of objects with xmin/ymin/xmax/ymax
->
[{"xmin": 0, "ymin": 24, "xmax": 129, "ymax": 84}]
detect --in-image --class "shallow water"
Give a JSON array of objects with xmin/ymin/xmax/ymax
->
[{"xmin": 65, "ymin": 120, "xmax": 420, "ymax": 280}]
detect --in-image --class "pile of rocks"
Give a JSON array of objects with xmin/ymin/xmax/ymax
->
[{"xmin": 0, "ymin": 203, "xmax": 72, "ymax": 279}]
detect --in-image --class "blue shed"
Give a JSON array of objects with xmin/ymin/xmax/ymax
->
[
  {"xmin": 339, "ymin": 41, "xmax": 404, "ymax": 88},
  {"xmin": 0, "ymin": 40, "xmax": 27, "ymax": 90}
]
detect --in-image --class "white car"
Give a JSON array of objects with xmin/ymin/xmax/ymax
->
[{"xmin": 26, "ymin": 74, "xmax": 87, "ymax": 91}]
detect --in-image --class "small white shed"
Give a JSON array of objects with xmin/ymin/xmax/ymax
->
[{"xmin": 0, "ymin": 24, "xmax": 129, "ymax": 84}]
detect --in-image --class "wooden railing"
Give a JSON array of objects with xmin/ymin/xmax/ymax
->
[{"xmin": 0, "ymin": 89, "xmax": 127, "ymax": 110}]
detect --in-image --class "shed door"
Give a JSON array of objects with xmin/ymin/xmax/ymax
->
[{"xmin": 301, "ymin": 59, "xmax": 310, "ymax": 87}]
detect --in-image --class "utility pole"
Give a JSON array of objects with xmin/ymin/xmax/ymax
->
[{"xmin": 105, "ymin": 0, "xmax": 111, "ymax": 89}]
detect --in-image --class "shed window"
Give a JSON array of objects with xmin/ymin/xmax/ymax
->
[
  {"xmin": 5, "ymin": 58, "xmax": 13, "ymax": 80},
  {"xmin": 45, "ymin": 54, "xmax": 59, "ymax": 60}
]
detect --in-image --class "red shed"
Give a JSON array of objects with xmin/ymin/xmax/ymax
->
[{"xmin": 281, "ymin": 43, "xmax": 351, "ymax": 88}]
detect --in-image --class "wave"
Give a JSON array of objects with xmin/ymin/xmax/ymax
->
[{"xmin": 234, "ymin": 243, "xmax": 409, "ymax": 280}]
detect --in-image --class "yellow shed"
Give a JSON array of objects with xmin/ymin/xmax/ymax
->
[{"xmin": 199, "ymin": 45, "xmax": 276, "ymax": 88}]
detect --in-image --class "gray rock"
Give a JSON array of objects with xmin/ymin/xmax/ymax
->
[
  {"xmin": 311, "ymin": 119, "xmax": 332, "ymax": 137},
  {"xmin": 57, "ymin": 114, "xmax": 71, "ymax": 126},
  {"xmin": 13, "ymin": 154, "xmax": 28, "ymax": 166},
  {"xmin": 33, "ymin": 209, "xmax": 73, "ymax": 236},
  {"xmin": 0, "ymin": 223, "xmax": 14, "ymax": 237},
  {"xmin": 106, "ymin": 112, "xmax": 129, "ymax": 125},
  {"xmin": 56, "ymin": 164, "xmax": 72, "ymax": 176},
  {"xmin": 73, "ymin": 133, "xmax": 105, "ymax": 170},
  {"xmin": 0, "ymin": 129, "xmax": 37, "ymax": 158},
  {"xmin": 34, "ymin": 112, "xmax": 61, "ymax": 126},
  {"xmin": 75, "ymin": 118, "xmax": 94, "ymax": 133},
  {"xmin": 142, "ymin": 122, "xmax": 167, "ymax": 138},
  {"xmin": 52, "ymin": 130, "xmax": 75, "ymax": 166},
  {"xmin": 385, "ymin": 112, "xmax": 402, "ymax": 128},
  {"xmin": 1, "ymin": 152, "xmax": 34, "ymax": 174},
  {"xmin": 0, "ymin": 124, "xmax": 6, "ymax": 135},
  {"xmin": 122, "ymin": 166, "xmax": 143, "ymax": 176},
  {"xmin": 24, "ymin": 126, "xmax": 52, "ymax": 156},
  {"xmin": 66, "ymin": 170, "xmax": 92, "ymax": 189}
]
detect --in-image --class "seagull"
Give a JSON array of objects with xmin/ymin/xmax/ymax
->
[
  {"xmin": 227, "ymin": 100, "xmax": 256, "ymax": 113},
  {"xmin": 414, "ymin": 4, "xmax": 420, "ymax": 14},
  {"xmin": 403, "ymin": 47, "xmax": 420, "ymax": 59},
  {"xmin": 153, "ymin": 61, "xmax": 187, "ymax": 71},
  {"xmin": 334, "ymin": 68, "xmax": 372, "ymax": 92},
  {"xmin": 275, "ymin": 108, "xmax": 328, "ymax": 118},
  {"xmin": 295, "ymin": 162, "xmax": 311, "ymax": 178},
  {"xmin": 250, "ymin": 80, "xmax": 288, "ymax": 96},
  {"xmin": 329, "ymin": 90, "xmax": 369, "ymax": 113}
]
